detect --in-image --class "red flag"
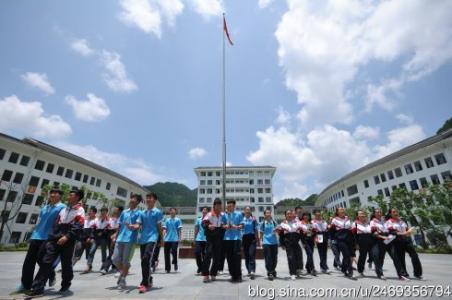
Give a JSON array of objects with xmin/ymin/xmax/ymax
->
[{"xmin": 223, "ymin": 15, "xmax": 234, "ymax": 46}]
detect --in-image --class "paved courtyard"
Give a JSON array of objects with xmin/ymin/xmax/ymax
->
[{"xmin": 0, "ymin": 249, "xmax": 451, "ymax": 299}]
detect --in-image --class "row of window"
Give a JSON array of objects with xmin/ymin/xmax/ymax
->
[
  {"xmin": 199, "ymin": 170, "xmax": 272, "ymax": 177},
  {"xmin": 199, "ymin": 179, "xmax": 271, "ymax": 186},
  {"xmin": 198, "ymin": 187, "xmax": 272, "ymax": 194},
  {"xmin": 197, "ymin": 205, "xmax": 273, "ymax": 213},
  {"xmin": 198, "ymin": 196, "xmax": 273, "ymax": 204}
]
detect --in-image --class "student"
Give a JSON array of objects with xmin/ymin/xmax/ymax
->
[
  {"xmin": 81, "ymin": 206, "xmax": 98, "ymax": 274},
  {"xmin": 16, "ymin": 187, "xmax": 66, "ymax": 294},
  {"xmin": 259, "ymin": 209, "xmax": 278, "ymax": 281},
  {"xmin": 111, "ymin": 194, "xmax": 142, "ymax": 289},
  {"xmin": 312, "ymin": 209, "xmax": 329, "ymax": 273},
  {"xmin": 90, "ymin": 207, "xmax": 111, "ymax": 274},
  {"xmin": 162, "ymin": 207, "xmax": 183, "ymax": 273},
  {"xmin": 328, "ymin": 216, "xmax": 342, "ymax": 271},
  {"xmin": 221, "ymin": 199, "xmax": 244, "ymax": 283},
  {"xmin": 194, "ymin": 206, "xmax": 209, "ymax": 274},
  {"xmin": 138, "ymin": 192, "xmax": 163, "ymax": 293},
  {"xmin": 330, "ymin": 207, "xmax": 354, "ymax": 278},
  {"xmin": 385, "ymin": 208, "xmax": 423, "ymax": 280},
  {"xmin": 242, "ymin": 206, "xmax": 259, "ymax": 279},
  {"xmin": 201, "ymin": 199, "xmax": 225, "ymax": 283},
  {"xmin": 294, "ymin": 206, "xmax": 305, "ymax": 273},
  {"xmin": 151, "ymin": 229, "xmax": 162, "ymax": 272},
  {"xmin": 278, "ymin": 209, "xmax": 303, "ymax": 280},
  {"xmin": 28, "ymin": 189, "xmax": 85, "ymax": 296},
  {"xmin": 353, "ymin": 209, "xmax": 384, "ymax": 279},
  {"xmin": 101, "ymin": 205, "xmax": 123, "ymax": 275},
  {"xmin": 299, "ymin": 212, "xmax": 317, "ymax": 276}
]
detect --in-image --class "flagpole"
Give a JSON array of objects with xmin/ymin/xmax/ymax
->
[{"xmin": 221, "ymin": 13, "xmax": 227, "ymax": 211}]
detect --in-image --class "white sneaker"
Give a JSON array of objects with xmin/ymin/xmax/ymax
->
[
  {"xmin": 290, "ymin": 275, "xmax": 296, "ymax": 281},
  {"xmin": 114, "ymin": 272, "xmax": 121, "ymax": 278}
]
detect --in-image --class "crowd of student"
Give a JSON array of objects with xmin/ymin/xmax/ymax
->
[{"xmin": 14, "ymin": 187, "xmax": 424, "ymax": 297}]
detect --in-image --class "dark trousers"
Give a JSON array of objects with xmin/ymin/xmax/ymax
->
[
  {"xmin": 331, "ymin": 240, "xmax": 342, "ymax": 268},
  {"xmin": 195, "ymin": 241, "xmax": 207, "ymax": 272},
  {"xmin": 298, "ymin": 236, "xmax": 305, "ymax": 270},
  {"xmin": 86, "ymin": 238, "xmax": 110, "ymax": 267},
  {"xmin": 303, "ymin": 237, "xmax": 315, "ymax": 273},
  {"xmin": 242, "ymin": 234, "xmax": 257, "ymax": 274},
  {"xmin": 357, "ymin": 237, "xmax": 383, "ymax": 276},
  {"xmin": 285, "ymin": 241, "xmax": 303, "ymax": 275},
  {"xmin": 72, "ymin": 239, "xmax": 89, "ymax": 266},
  {"xmin": 202, "ymin": 236, "xmax": 222, "ymax": 276},
  {"xmin": 317, "ymin": 240, "xmax": 328, "ymax": 271},
  {"xmin": 32, "ymin": 240, "xmax": 75, "ymax": 291},
  {"xmin": 263, "ymin": 244, "xmax": 278, "ymax": 276},
  {"xmin": 102, "ymin": 239, "xmax": 115, "ymax": 272},
  {"xmin": 151, "ymin": 243, "xmax": 161, "ymax": 268},
  {"xmin": 218, "ymin": 240, "xmax": 226, "ymax": 271},
  {"xmin": 21, "ymin": 239, "xmax": 55, "ymax": 290},
  {"xmin": 164, "ymin": 242, "xmax": 179, "ymax": 271},
  {"xmin": 391, "ymin": 239, "xmax": 422, "ymax": 277},
  {"xmin": 336, "ymin": 239, "xmax": 353, "ymax": 275},
  {"xmin": 224, "ymin": 240, "xmax": 242, "ymax": 280},
  {"xmin": 140, "ymin": 242, "xmax": 157, "ymax": 286},
  {"xmin": 369, "ymin": 241, "xmax": 384, "ymax": 276}
]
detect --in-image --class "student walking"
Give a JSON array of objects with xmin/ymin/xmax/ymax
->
[
  {"xmin": 89, "ymin": 207, "xmax": 112, "ymax": 274},
  {"xmin": 162, "ymin": 207, "xmax": 183, "ymax": 273},
  {"xmin": 80, "ymin": 206, "xmax": 98, "ymax": 274},
  {"xmin": 330, "ymin": 207, "xmax": 354, "ymax": 278},
  {"xmin": 101, "ymin": 205, "xmax": 123, "ymax": 275},
  {"xmin": 299, "ymin": 212, "xmax": 317, "ymax": 276},
  {"xmin": 278, "ymin": 209, "xmax": 303, "ymax": 280},
  {"xmin": 194, "ymin": 207, "xmax": 209, "ymax": 274},
  {"xmin": 242, "ymin": 206, "xmax": 259, "ymax": 279},
  {"xmin": 259, "ymin": 209, "xmax": 278, "ymax": 281},
  {"xmin": 312, "ymin": 209, "xmax": 329, "ymax": 273}
]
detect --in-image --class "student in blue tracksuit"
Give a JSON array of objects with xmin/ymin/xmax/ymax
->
[
  {"xmin": 162, "ymin": 207, "xmax": 183, "ymax": 273},
  {"xmin": 242, "ymin": 206, "xmax": 260, "ymax": 279},
  {"xmin": 138, "ymin": 192, "xmax": 163, "ymax": 293},
  {"xmin": 194, "ymin": 206, "xmax": 209, "ymax": 274},
  {"xmin": 260, "ymin": 209, "xmax": 278, "ymax": 281},
  {"xmin": 221, "ymin": 199, "xmax": 244, "ymax": 283},
  {"xmin": 15, "ymin": 187, "xmax": 66, "ymax": 294},
  {"xmin": 111, "ymin": 194, "xmax": 142, "ymax": 289}
]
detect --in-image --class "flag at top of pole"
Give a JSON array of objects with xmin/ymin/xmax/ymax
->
[{"xmin": 223, "ymin": 14, "xmax": 234, "ymax": 46}]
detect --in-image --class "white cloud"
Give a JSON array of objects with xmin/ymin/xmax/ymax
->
[
  {"xmin": 0, "ymin": 95, "xmax": 71, "ymax": 138},
  {"xmin": 189, "ymin": 147, "xmax": 207, "ymax": 160},
  {"xmin": 118, "ymin": 0, "xmax": 184, "ymax": 38},
  {"xmin": 275, "ymin": 0, "xmax": 452, "ymax": 127},
  {"xmin": 101, "ymin": 50, "xmax": 138, "ymax": 93},
  {"xmin": 396, "ymin": 113, "xmax": 414, "ymax": 125},
  {"xmin": 258, "ymin": 0, "xmax": 274, "ymax": 9},
  {"xmin": 190, "ymin": 0, "xmax": 223, "ymax": 20},
  {"xmin": 248, "ymin": 121, "xmax": 426, "ymax": 198},
  {"xmin": 353, "ymin": 125, "xmax": 380, "ymax": 140},
  {"xmin": 65, "ymin": 93, "xmax": 110, "ymax": 122},
  {"xmin": 57, "ymin": 143, "xmax": 164, "ymax": 185},
  {"xmin": 21, "ymin": 72, "xmax": 55, "ymax": 95},
  {"xmin": 70, "ymin": 38, "xmax": 94, "ymax": 56},
  {"xmin": 275, "ymin": 106, "xmax": 291, "ymax": 125}
]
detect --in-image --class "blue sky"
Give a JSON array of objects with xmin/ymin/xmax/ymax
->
[{"xmin": 0, "ymin": 0, "xmax": 451, "ymax": 201}]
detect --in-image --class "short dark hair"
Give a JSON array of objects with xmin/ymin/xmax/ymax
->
[
  {"xmin": 226, "ymin": 199, "xmax": 236, "ymax": 205},
  {"xmin": 213, "ymin": 198, "xmax": 222, "ymax": 206},
  {"xmin": 89, "ymin": 206, "xmax": 97, "ymax": 213},
  {"xmin": 131, "ymin": 194, "xmax": 143, "ymax": 203},
  {"xmin": 285, "ymin": 209, "xmax": 292, "ymax": 217},
  {"xmin": 100, "ymin": 207, "xmax": 108, "ymax": 212},
  {"xmin": 146, "ymin": 192, "xmax": 158, "ymax": 200},
  {"xmin": 302, "ymin": 212, "xmax": 311, "ymax": 221},
  {"xmin": 294, "ymin": 206, "xmax": 302, "ymax": 211},
  {"xmin": 169, "ymin": 207, "xmax": 177, "ymax": 213},
  {"xmin": 116, "ymin": 205, "xmax": 124, "ymax": 213},
  {"xmin": 313, "ymin": 209, "xmax": 321, "ymax": 214},
  {"xmin": 201, "ymin": 206, "xmax": 210, "ymax": 212},
  {"xmin": 70, "ymin": 189, "xmax": 84, "ymax": 200}
]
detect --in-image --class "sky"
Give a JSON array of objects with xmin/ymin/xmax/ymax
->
[{"xmin": 0, "ymin": 0, "xmax": 451, "ymax": 201}]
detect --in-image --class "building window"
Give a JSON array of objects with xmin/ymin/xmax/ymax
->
[
  {"xmin": 200, "ymin": 180, "xmax": 205, "ymax": 185},
  {"xmin": 249, "ymin": 179, "xmax": 254, "ymax": 185},
  {"xmin": 363, "ymin": 180, "xmax": 369, "ymax": 188},
  {"xmin": 13, "ymin": 172, "xmax": 24, "ymax": 184},
  {"xmin": 419, "ymin": 177, "xmax": 428, "ymax": 188},
  {"xmin": 265, "ymin": 179, "xmax": 271, "ymax": 184},
  {"xmin": 16, "ymin": 212, "xmax": 28, "ymax": 224},
  {"xmin": 377, "ymin": 189, "xmax": 383, "ymax": 196},
  {"xmin": 65, "ymin": 169, "xmax": 73, "ymax": 179},
  {"xmin": 56, "ymin": 166, "xmax": 64, "ymax": 176},
  {"xmin": 34, "ymin": 160, "xmax": 45, "ymax": 171},
  {"xmin": 441, "ymin": 171, "xmax": 452, "ymax": 182},
  {"xmin": 96, "ymin": 179, "xmax": 101, "ymax": 187},
  {"xmin": 395, "ymin": 167, "xmax": 403, "ymax": 177},
  {"xmin": 75, "ymin": 172, "xmax": 82, "ymax": 181},
  {"xmin": 207, "ymin": 172, "xmax": 213, "ymax": 177},
  {"xmin": 347, "ymin": 184, "xmax": 358, "ymax": 196},
  {"xmin": 20, "ymin": 155, "xmax": 30, "ymax": 167},
  {"xmin": 116, "ymin": 187, "xmax": 128, "ymax": 198},
  {"xmin": 22, "ymin": 193, "xmax": 34, "ymax": 205},
  {"xmin": 374, "ymin": 176, "xmax": 380, "ymax": 185},
  {"xmin": 216, "ymin": 171, "xmax": 221, "ymax": 176},
  {"xmin": 90, "ymin": 177, "xmax": 95, "ymax": 185},
  {"xmin": 250, "ymin": 197, "xmax": 255, "ymax": 203},
  {"xmin": 106, "ymin": 182, "xmax": 111, "ymax": 190},
  {"xmin": 83, "ymin": 174, "xmax": 88, "ymax": 183},
  {"xmin": 9, "ymin": 232, "xmax": 21, "ymax": 244},
  {"xmin": 435, "ymin": 153, "xmax": 447, "ymax": 165},
  {"xmin": 391, "ymin": 185, "xmax": 397, "ymax": 192},
  {"xmin": 29, "ymin": 176, "xmax": 40, "ymax": 187},
  {"xmin": 399, "ymin": 183, "xmax": 407, "ymax": 189},
  {"xmin": 414, "ymin": 161, "xmax": 423, "ymax": 172},
  {"xmin": 404, "ymin": 164, "xmax": 414, "ymax": 174},
  {"xmin": 207, "ymin": 189, "xmax": 212, "ymax": 194},
  {"xmin": 388, "ymin": 170, "xmax": 394, "ymax": 180},
  {"xmin": 1, "ymin": 170, "xmax": 13, "ymax": 182},
  {"xmin": 424, "ymin": 157, "xmax": 434, "ymax": 168},
  {"xmin": 0, "ymin": 189, "xmax": 5, "ymax": 201},
  {"xmin": 265, "ymin": 188, "xmax": 271, "ymax": 193},
  {"xmin": 8, "ymin": 152, "xmax": 20, "ymax": 164},
  {"xmin": 409, "ymin": 180, "xmax": 419, "ymax": 191},
  {"xmin": 0, "ymin": 148, "xmax": 5, "ymax": 160},
  {"xmin": 6, "ymin": 191, "xmax": 18, "ymax": 202},
  {"xmin": 40, "ymin": 179, "xmax": 49, "ymax": 188},
  {"xmin": 384, "ymin": 188, "xmax": 390, "ymax": 197},
  {"xmin": 380, "ymin": 173, "xmax": 387, "ymax": 182},
  {"xmin": 200, "ymin": 171, "xmax": 206, "ymax": 176},
  {"xmin": 207, "ymin": 180, "xmax": 212, "ymax": 185},
  {"xmin": 431, "ymin": 174, "xmax": 441, "ymax": 185},
  {"xmin": 258, "ymin": 197, "xmax": 264, "ymax": 203},
  {"xmin": 29, "ymin": 214, "xmax": 39, "ymax": 225},
  {"xmin": 257, "ymin": 188, "xmax": 263, "ymax": 194},
  {"xmin": 46, "ymin": 163, "xmax": 54, "ymax": 174},
  {"xmin": 258, "ymin": 179, "xmax": 263, "ymax": 185}
]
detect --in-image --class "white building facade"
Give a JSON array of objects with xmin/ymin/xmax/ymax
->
[
  {"xmin": 0, "ymin": 133, "xmax": 149, "ymax": 244},
  {"xmin": 194, "ymin": 166, "xmax": 276, "ymax": 222},
  {"xmin": 317, "ymin": 129, "xmax": 452, "ymax": 211}
]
